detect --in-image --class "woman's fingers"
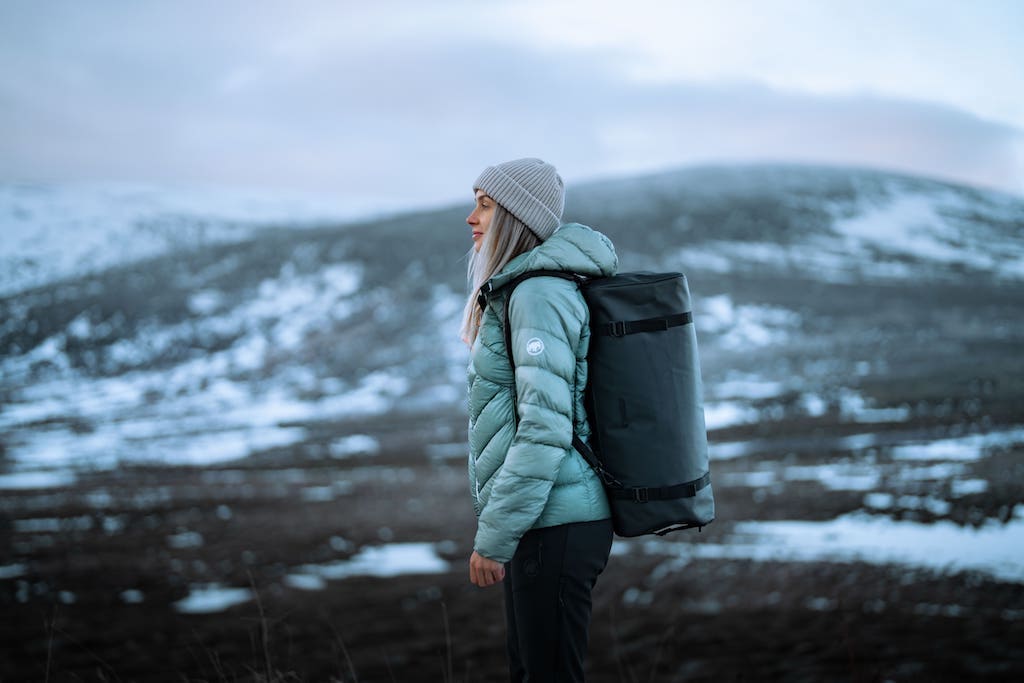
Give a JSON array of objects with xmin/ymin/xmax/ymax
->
[
  {"xmin": 469, "ymin": 552, "xmax": 505, "ymax": 587},
  {"xmin": 469, "ymin": 559, "xmax": 481, "ymax": 586},
  {"xmin": 483, "ymin": 565, "xmax": 500, "ymax": 586}
]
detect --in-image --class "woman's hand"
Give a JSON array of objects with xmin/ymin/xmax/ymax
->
[{"xmin": 469, "ymin": 551, "xmax": 506, "ymax": 587}]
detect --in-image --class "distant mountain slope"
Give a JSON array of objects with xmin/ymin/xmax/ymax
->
[
  {"xmin": 1, "ymin": 164, "xmax": 1022, "ymax": 480},
  {"xmin": 0, "ymin": 182, "xmax": 394, "ymax": 297},
  {"xmin": 569, "ymin": 164, "xmax": 1024, "ymax": 282}
]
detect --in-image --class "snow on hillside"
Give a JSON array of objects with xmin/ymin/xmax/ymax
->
[
  {"xmin": 672, "ymin": 174, "xmax": 1024, "ymax": 282},
  {"xmin": 0, "ymin": 258, "xmax": 459, "ymax": 480},
  {"xmin": 829, "ymin": 187, "xmax": 1024, "ymax": 279},
  {"xmin": 0, "ymin": 182, "xmax": 396, "ymax": 297},
  {"xmin": 1, "ymin": 166, "xmax": 1021, "ymax": 487}
]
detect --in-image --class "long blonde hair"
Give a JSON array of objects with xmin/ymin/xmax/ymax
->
[{"xmin": 460, "ymin": 204, "xmax": 541, "ymax": 346}]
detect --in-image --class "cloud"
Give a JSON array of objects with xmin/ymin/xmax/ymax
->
[
  {"xmin": 501, "ymin": 0, "xmax": 1024, "ymax": 129},
  {"xmin": 580, "ymin": 83, "xmax": 1023, "ymax": 195},
  {"xmin": 0, "ymin": 2, "xmax": 1020, "ymax": 206}
]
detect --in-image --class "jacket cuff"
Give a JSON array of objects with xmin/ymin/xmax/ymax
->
[{"xmin": 473, "ymin": 533, "xmax": 516, "ymax": 565}]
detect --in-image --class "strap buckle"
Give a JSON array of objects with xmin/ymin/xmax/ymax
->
[
  {"xmin": 609, "ymin": 321, "xmax": 627, "ymax": 337},
  {"xmin": 632, "ymin": 488, "xmax": 649, "ymax": 503},
  {"xmin": 594, "ymin": 463, "xmax": 623, "ymax": 489},
  {"xmin": 477, "ymin": 282, "xmax": 496, "ymax": 311}
]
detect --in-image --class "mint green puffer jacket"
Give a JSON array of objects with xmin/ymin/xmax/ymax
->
[{"xmin": 468, "ymin": 223, "xmax": 618, "ymax": 563}]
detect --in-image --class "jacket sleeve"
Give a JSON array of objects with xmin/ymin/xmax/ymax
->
[{"xmin": 473, "ymin": 278, "xmax": 585, "ymax": 563}]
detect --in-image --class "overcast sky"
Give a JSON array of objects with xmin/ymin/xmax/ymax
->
[{"xmin": 1, "ymin": 0, "xmax": 1022, "ymax": 211}]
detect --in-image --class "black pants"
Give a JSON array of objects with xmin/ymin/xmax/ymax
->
[{"xmin": 503, "ymin": 518, "xmax": 614, "ymax": 682}]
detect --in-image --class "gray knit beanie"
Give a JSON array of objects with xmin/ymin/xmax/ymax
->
[{"xmin": 473, "ymin": 158, "xmax": 564, "ymax": 241}]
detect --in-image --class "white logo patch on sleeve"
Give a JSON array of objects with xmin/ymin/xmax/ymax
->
[{"xmin": 526, "ymin": 337, "xmax": 545, "ymax": 356}]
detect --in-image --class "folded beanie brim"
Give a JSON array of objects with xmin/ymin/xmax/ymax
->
[{"xmin": 474, "ymin": 158, "xmax": 563, "ymax": 241}]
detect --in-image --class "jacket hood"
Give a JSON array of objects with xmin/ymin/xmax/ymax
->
[{"xmin": 485, "ymin": 223, "xmax": 618, "ymax": 292}]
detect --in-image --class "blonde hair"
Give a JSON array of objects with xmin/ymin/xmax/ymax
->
[{"xmin": 460, "ymin": 204, "xmax": 541, "ymax": 346}]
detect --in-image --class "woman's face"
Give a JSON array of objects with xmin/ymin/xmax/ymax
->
[{"xmin": 466, "ymin": 190, "xmax": 495, "ymax": 252}]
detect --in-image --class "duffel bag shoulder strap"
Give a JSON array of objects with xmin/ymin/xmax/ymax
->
[{"xmin": 496, "ymin": 270, "xmax": 581, "ymax": 367}]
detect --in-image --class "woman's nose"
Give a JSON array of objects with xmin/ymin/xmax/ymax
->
[{"xmin": 466, "ymin": 211, "xmax": 476, "ymax": 225}]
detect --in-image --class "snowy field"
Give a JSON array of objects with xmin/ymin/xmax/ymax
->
[{"xmin": 2, "ymin": 165, "xmax": 1022, "ymax": 680}]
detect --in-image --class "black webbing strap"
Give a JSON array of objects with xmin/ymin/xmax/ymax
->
[
  {"xmin": 493, "ymin": 271, "xmax": 583, "ymax": 399},
  {"xmin": 596, "ymin": 311, "xmax": 692, "ymax": 337},
  {"xmin": 607, "ymin": 471, "xmax": 712, "ymax": 502},
  {"xmin": 572, "ymin": 434, "xmax": 622, "ymax": 488},
  {"xmin": 478, "ymin": 269, "xmax": 580, "ymax": 313},
  {"xmin": 485, "ymin": 271, "xmax": 584, "ymax": 431}
]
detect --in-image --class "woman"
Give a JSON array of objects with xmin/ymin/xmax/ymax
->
[{"xmin": 461, "ymin": 158, "xmax": 618, "ymax": 681}]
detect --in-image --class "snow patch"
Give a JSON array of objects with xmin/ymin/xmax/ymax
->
[
  {"xmin": 173, "ymin": 584, "xmax": 253, "ymax": 614},
  {"xmin": 719, "ymin": 470, "xmax": 776, "ymax": 487},
  {"xmin": 329, "ymin": 435, "xmax": 381, "ymax": 459},
  {"xmin": 890, "ymin": 428, "xmax": 1024, "ymax": 461},
  {"xmin": 709, "ymin": 440, "xmax": 758, "ymax": 461},
  {"xmin": 698, "ymin": 295, "xmax": 800, "ymax": 350},
  {"xmin": 951, "ymin": 479, "xmax": 989, "ymax": 496},
  {"xmin": 0, "ymin": 470, "xmax": 76, "ymax": 490},
  {"xmin": 284, "ymin": 573, "xmax": 328, "ymax": 591},
  {"xmin": 0, "ymin": 564, "xmax": 28, "ymax": 580},
  {"xmin": 290, "ymin": 543, "xmax": 450, "ymax": 584},
  {"xmin": 839, "ymin": 390, "xmax": 911, "ymax": 423},
  {"xmin": 642, "ymin": 511, "xmax": 1024, "ymax": 583},
  {"xmin": 703, "ymin": 401, "xmax": 760, "ymax": 430},
  {"xmin": 167, "ymin": 531, "xmax": 204, "ymax": 549},
  {"xmin": 785, "ymin": 464, "xmax": 881, "ymax": 491},
  {"xmin": 711, "ymin": 376, "xmax": 785, "ymax": 401}
]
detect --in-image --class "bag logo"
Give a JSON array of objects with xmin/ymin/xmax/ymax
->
[{"xmin": 526, "ymin": 338, "xmax": 545, "ymax": 356}]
